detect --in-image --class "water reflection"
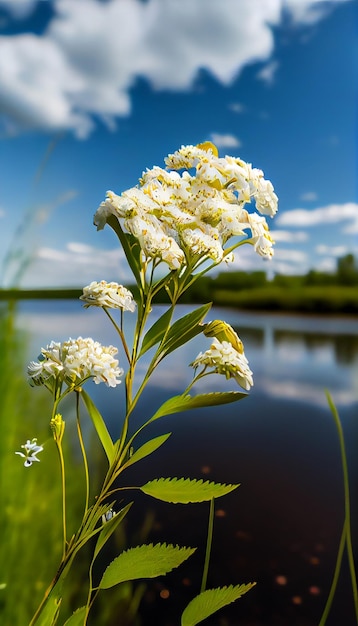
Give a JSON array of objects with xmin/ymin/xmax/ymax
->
[{"xmin": 13, "ymin": 301, "xmax": 358, "ymax": 625}]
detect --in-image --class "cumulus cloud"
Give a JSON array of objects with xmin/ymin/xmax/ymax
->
[
  {"xmin": 210, "ymin": 133, "xmax": 241, "ymax": 149},
  {"xmin": 276, "ymin": 202, "xmax": 358, "ymax": 229},
  {"xmin": 21, "ymin": 241, "xmax": 131, "ymax": 287},
  {"xmin": 0, "ymin": 0, "xmax": 350, "ymax": 137},
  {"xmin": 315, "ymin": 244, "xmax": 350, "ymax": 256},
  {"xmin": 271, "ymin": 229, "xmax": 308, "ymax": 242}
]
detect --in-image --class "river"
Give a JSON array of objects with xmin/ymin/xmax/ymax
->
[{"xmin": 15, "ymin": 301, "xmax": 358, "ymax": 625}]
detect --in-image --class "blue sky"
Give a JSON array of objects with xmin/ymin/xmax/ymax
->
[{"xmin": 0, "ymin": 0, "xmax": 356, "ymax": 288}]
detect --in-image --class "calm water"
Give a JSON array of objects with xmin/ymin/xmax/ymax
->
[{"xmin": 16, "ymin": 302, "xmax": 358, "ymax": 625}]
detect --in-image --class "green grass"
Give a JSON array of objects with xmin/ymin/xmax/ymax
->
[{"xmin": 0, "ymin": 302, "xmax": 87, "ymax": 624}]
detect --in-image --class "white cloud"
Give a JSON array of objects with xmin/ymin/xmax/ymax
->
[
  {"xmin": 271, "ymin": 229, "xmax": 308, "ymax": 242},
  {"xmin": 228, "ymin": 102, "xmax": 245, "ymax": 114},
  {"xmin": 21, "ymin": 241, "xmax": 132, "ymax": 287},
  {"xmin": 300, "ymin": 191, "xmax": 318, "ymax": 202},
  {"xmin": 0, "ymin": 0, "xmax": 350, "ymax": 137},
  {"xmin": 283, "ymin": 0, "xmax": 348, "ymax": 26},
  {"xmin": 0, "ymin": 0, "xmax": 39, "ymax": 18},
  {"xmin": 313, "ymin": 256, "xmax": 336, "ymax": 273},
  {"xmin": 209, "ymin": 133, "xmax": 241, "ymax": 149},
  {"xmin": 0, "ymin": 207, "xmax": 5, "ymax": 218},
  {"xmin": 276, "ymin": 202, "xmax": 358, "ymax": 228},
  {"xmin": 256, "ymin": 60, "xmax": 279, "ymax": 84},
  {"xmin": 315, "ymin": 244, "xmax": 350, "ymax": 256},
  {"xmin": 274, "ymin": 248, "xmax": 308, "ymax": 263}
]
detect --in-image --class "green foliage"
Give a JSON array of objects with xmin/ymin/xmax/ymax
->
[
  {"xmin": 140, "ymin": 477, "xmax": 239, "ymax": 503},
  {"xmin": 150, "ymin": 391, "xmax": 247, "ymax": 421},
  {"xmin": 139, "ymin": 307, "xmax": 173, "ymax": 356},
  {"xmin": 181, "ymin": 583, "xmax": 256, "ymax": 626},
  {"xmin": 93, "ymin": 502, "xmax": 133, "ymax": 561},
  {"xmin": 63, "ymin": 607, "xmax": 87, "ymax": 626},
  {"xmin": 0, "ymin": 305, "xmax": 81, "ymax": 625},
  {"xmin": 34, "ymin": 595, "xmax": 62, "ymax": 626},
  {"xmin": 121, "ymin": 433, "xmax": 171, "ymax": 469},
  {"xmin": 99, "ymin": 543, "xmax": 196, "ymax": 589},
  {"xmin": 155, "ymin": 303, "xmax": 211, "ymax": 361},
  {"xmin": 81, "ymin": 390, "xmax": 115, "ymax": 465}
]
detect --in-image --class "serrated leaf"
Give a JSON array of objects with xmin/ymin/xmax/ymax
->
[
  {"xmin": 181, "ymin": 583, "xmax": 256, "ymax": 626},
  {"xmin": 122, "ymin": 433, "xmax": 171, "ymax": 470},
  {"xmin": 140, "ymin": 477, "xmax": 239, "ymax": 503},
  {"xmin": 150, "ymin": 391, "xmax": 247, "ymax": 422},
  {"xmin": 93, "ymin": 502, "xmax": 133, "ymax": 561},
  {"xmin": 158, "ymin": 303, "xmax": 211, "ymax": 360},
  {"xmin": 99, "ymin": 543, "xmax": 196, "ymax": 589},
  {"xmin": 63, "ymin": 606, "xmax": 86, "ymax": 626},
  {"xmin": 139, "ymin": 308, "xmax": 174, "ymax": 357},
  {"xmin": 81, "ymin": 390, "xmax": 115, "ymax": 465}
]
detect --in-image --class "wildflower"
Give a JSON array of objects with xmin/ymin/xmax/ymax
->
[
  {"xmin": 80, "ymin": 281, "xmax": 136, "ymax": 312},
  {"xmin": 102, "ymin": 508, "xmax": 117, "ymax": 524},
  {"xmin": 191, "ymin": 338, "xmax": 253, "ymax": 391},
  {"xmin": 94, "ymin": 143, "xmax": 278, "ymax": 271},
  {"xmin": 15, "ymin": 438, "xmax": 43, "ymax": 467},
  {"xmin": 28, "ymin": 337, "xmax": 123, "ymax": 388}
]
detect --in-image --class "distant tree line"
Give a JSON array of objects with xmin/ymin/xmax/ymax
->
[{"xmin": 144, "ymin": 253, "xmax": 358, "ymax": 313}]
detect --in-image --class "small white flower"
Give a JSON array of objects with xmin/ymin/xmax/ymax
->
[
  {"xmin": 80, "ymin": 281, "xmax": 136, "ymax": 312},
  {"xmin": 191, "ymin": 338, "xmax": 253, "ymax": 391},
  {"xmin": 28, "ymin": 338, "xmax": 124, "ymax": 388},
  {"xmin": 15, "ymin": 438, "xmax": 43, "ymax": 467},
  {"xmin": 102, "ymin": 508, "xmax": 117, "ymax": 524},
  {"xmin": 247, "ymin": 213, "xmax": 275, "ymax": 258}
]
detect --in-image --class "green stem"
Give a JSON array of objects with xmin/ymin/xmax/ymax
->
[
  {"xmin": 76, "ymin": 391, "xmax": 90, "ymax": 516},
  {"xmin": 325, "ymin": 391, "xmax": 358, "ymax": 622},
  {"xmin": 103, "ymin": 307, "xmax": 131, "ymax": 364},
  {"xmin": 56, "ymin": 439, "xmax": 67, "ymax": 559},
  {"xmin": 318, "ymin": 519, "xmax": 347, "ymax": 626},
  {"xmin": 201, "ymin": 498, "xmax": 215, "ymax": 593}
]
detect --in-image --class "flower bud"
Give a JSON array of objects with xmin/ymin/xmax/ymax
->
[{"xmin": 204, "ymin": 320, "xmax": 244, "ymax": 354}]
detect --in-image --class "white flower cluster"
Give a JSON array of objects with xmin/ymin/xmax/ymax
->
[
  {"xmin": 191, "ymin": 337, "xmax": 254, "ymax": 391},
  {"xmin": 15, "ymin": 438, "xmax": 43, "ymax": 467},
  {"xmin": 94, "ymin": 143, "xmax": 278, "ymax": 270},
  {"xmin": 28, "ymin": 337, "xmax": 123, "ymax": 388},
  {"xmin": 80, "ymin": 281, "xmax": 136, "ymax": 311}
]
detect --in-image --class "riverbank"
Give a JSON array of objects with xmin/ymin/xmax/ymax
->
[{"xmin": 1, "ymin": 285, "xmax": 358, "ymax": 314}]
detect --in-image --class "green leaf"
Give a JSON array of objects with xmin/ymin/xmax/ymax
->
[
  {"xmin": 181, "ymin": 583, "xmax": 256, "ymax": 626},
  {"xmin": 140, "ymin": 477, "xmax": 239, "ymax": 503},
  {"xmin": 93, "ymin": 502, "xmax": 133, "ymax": 561},
  {"xmin": 122, "ymin": 433, "xmax": 171, "ymax": 470},
  {"xmin": 99, "ymin": 543, "xmax": 196, "ymax": 589},
  {"xmin": 81, "ymin": 390, "xmax": 115, "ymax": 465},
  {"xmin": 150, "ymin": 391, "xmax": 247, "ymax": 421},
  {"xmin": 35, "ymin": 594, "xmax": 62, "ymax": 626},
  {"xmin": 139, "ymin": 308, "xmax": 173, "ymax": 357},
  {"xmin": 139, "ymin": 307, "xmax": 174, "ymax": 357},
  {"xmin": 107, "ymin": 216, "xmax": 142, "ymax": 285},
  {"xmin": 63, "ymin": 606, "xmax": 86, "ymax": 626},
  {"xmin": 158, "ymin": 303, "xmax": 211, "ymax": 360}
]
